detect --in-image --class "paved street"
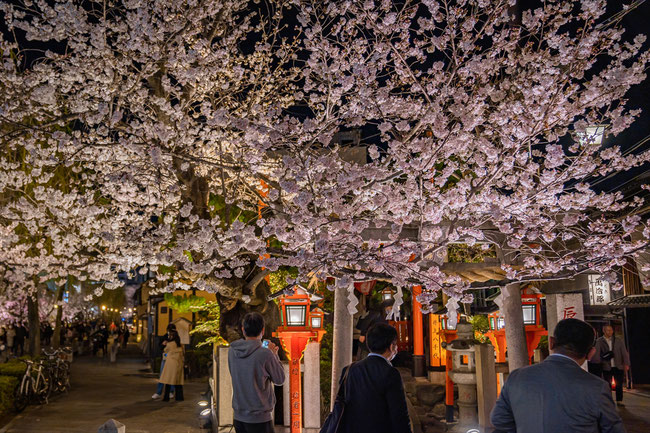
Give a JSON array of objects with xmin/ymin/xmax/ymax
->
[
  {"xmin": 620, "ymin": 387, "xmax": 650, "ymax": 433},
  {"xmin": 0, "ymin": 345, "xmax": 207, "ymax": 433},
  {"xmin": 1, "ymin": 343, "xmax": 649, "ymax": 433}
]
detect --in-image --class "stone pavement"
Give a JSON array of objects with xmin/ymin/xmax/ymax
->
[
  {"xmin": 0, "ymin": 344, "xmax": 208, "ymax": 433},
  {"xmin": 619, "ymin": 387, "xmax": 650, "ymax": 433}
]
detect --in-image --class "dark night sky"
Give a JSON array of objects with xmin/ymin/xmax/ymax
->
[{"xmin": 600, "ymin": 1, "xmax": 650, "ymax": 198}]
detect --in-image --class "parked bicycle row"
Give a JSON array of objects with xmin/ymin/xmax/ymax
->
[{"xmin": 13, "ymin": 347, "xmax": 72, "ymax": 412}]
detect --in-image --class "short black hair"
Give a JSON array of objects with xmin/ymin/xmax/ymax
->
[
  {"xmin": 166, "ymin": 323, "xmax": 177, "ymax": 332},
  {"xmin": 367, "ymin": 323, "xmax": 398, "ymax": 354},
  {"xmin": 242, "ymin": 312, "xmax": 265, "ymax": 337},
  {"xmin": 553, "ymin": 318, "xmax": 596, "ymax": 358}
]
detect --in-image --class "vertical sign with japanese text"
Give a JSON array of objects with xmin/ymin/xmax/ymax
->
[
  {"xmin": 588, "ymin": 274, "xmax": 611, "ymax": 305},
  {"xmin": 290, "ymin": 357, "xmax": 301, "ymax": 432}
]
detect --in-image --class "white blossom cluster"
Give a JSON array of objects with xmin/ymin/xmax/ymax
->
[{"xmin": 0, "ymin": 0, "xmax": 649, "ymax": 312}]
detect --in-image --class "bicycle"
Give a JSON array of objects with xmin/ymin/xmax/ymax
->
[
  {"xmin": 13, "ymin": 359, "xmax": 52, "ymax": 412},
  {"xmin": 43, "ymin": 348, "xmax": 71, "ymax": 393}
]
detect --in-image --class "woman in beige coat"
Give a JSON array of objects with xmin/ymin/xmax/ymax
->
[{"xmin": 160, "ymin": 330, "xmax": 184, "ymax": 401}]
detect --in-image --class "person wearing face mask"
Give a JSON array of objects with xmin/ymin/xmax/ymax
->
[
  {"xmin": 356, "ymin": 299, "xmax": 395, "ymax": 360},
  {"xmin": 333, "ymin": 322, "xmax": 412, "ymax": 433}
]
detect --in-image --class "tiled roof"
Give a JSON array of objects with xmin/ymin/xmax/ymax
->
[
  {"xmin": 607, "ymin": 294, "xmax": 650, "ymax": 308},
  {"xmin": 266, "ymin": 284, "xmax": 324, "ymax": 302}
]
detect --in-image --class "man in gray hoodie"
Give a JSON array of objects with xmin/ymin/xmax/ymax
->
[{"xmin": 228, "ymin": 312, "xmax": 285, "ymax": 433}]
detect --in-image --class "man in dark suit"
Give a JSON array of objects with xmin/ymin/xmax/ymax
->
[
  {"xmin": 336, "ymin": 322, "xmax": 412, "ymax": 433},
  {"xmin": 491, "ymin": 318, "xmax": 624, "ymax": 433}
]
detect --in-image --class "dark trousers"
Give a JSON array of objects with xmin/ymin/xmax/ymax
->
[
  {"xmin": 163, "ymin": 384, "xmax": 184, "ymax": 401},
  {"xmin": 588, "ymin": 361, "xmax": 602, "ymax": 378},
  {"xmin": 233, "ymin": 420, "xmax": 274, "ymax": 433},
  {"xmin": 603, "ymin": 367, "xmax": 625, "ymax": 402},
  {"xmin": 14, "ymin": 341, "xmax": 24, "ymax": 356}
]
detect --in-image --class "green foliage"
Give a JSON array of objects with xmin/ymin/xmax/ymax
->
[
  {"xmin": 319, "ymin": 322, "xmax": 333, "ymax": 419},
  {"xmin": 164, "ymin": 293, "xmax": 206, "ymax": 313},
  {"xmin": 95, "ymin": 287, "xmax": 126, "ymax": 311},
  {"xmin": 0, "ymin": 375, "xmax": 18, "ymax": 415},
  {"xmin": 537, "ymin": 335, "xmax": 548, "ymax": 350},
  {"xmin": 185, "ymin": 345, "xmax": 213, "ymax": 378},
  {"xmin": 367, "ymin": 281, "xmax": 412, "ymax": 316},
  {"xmin": 208, "ymin": 193, "xmax": 258, "ymax": 226},
  {"xmin": 447, "ymin": 243, "xmax": 497, "ymax": 263},
  {"xmin": 157, "ymin": 264, "xmax": 176, "ymax": 275},
  {"xmin": 189, "ymin": 301, "xmax": 227, "ymax": 347},
  {"xmin": 469, "ymin": 315, "xmax": 490, "ymax": 343},
  {"xmin": 0, "ymin": 359, "xmax": 27, "ymax": 378},
  {"xmin": 319, "ymin": 286, "xmax": 335, "ymax": 418},
  {"xmin": 268, "ymin": 267, "xmax": 299, "ymax": 295}
]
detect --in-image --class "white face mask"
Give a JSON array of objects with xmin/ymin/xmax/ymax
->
[{"xmin": 388, "ymin": 344, "xmax": 398, "ymax": 362}]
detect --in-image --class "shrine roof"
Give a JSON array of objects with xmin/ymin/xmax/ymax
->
[
  {"xmin": 607, "ymin": 294, "xmax": 650, "ymax": 308},
  {"xmin": 267, "ymin": 284, "xmax": 324, "ymax": 302}
]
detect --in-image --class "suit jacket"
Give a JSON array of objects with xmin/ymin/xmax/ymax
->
[
  {"xmin": 356, "ymin": 310, "xmax": 387, "ymax": 337},
  {"xmin": 491, "ymin": 354, "xmax": 624, "ymax": 433},
  {"xmin": 594, "ymin": 336, "xmax": 630, "ymax": 371},
  {"xmin": 336, "ymin": 355, "xmax": 412, "ymax": 433}
]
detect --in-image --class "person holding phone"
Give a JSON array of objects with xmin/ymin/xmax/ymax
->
[{"xmin": 228, "ymin": 312, "xmax": 285, "ymax": 433}]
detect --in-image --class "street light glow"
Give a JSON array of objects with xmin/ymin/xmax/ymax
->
[{"xmin": 577, "ymin": 125, "xmax": 605, "ymax": 146}]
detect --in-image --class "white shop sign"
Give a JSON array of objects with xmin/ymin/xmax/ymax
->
[{"xmin": 588, "ymin": 274, "xmax": 611, "ymax": 305}]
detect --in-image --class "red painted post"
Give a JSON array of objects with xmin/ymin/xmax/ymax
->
[
  {"xmin": 289, "ymin": 350, "xmax": 302, "ymax": 433},
  {"xmin": 412, "ymin": 285, "xmax": 426, "ymax": 376},
  {"xmin": 445, "ymin": 349, "xmax": 454, "ymax": 422},
  {"xmin": 275, "ymin": 332, "xmax": 325, "ymax": 433}
]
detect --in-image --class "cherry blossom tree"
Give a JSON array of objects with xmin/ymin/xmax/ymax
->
[{"xmin": 1, "ymin": 0, "xmax": 649, "ymax": 337}]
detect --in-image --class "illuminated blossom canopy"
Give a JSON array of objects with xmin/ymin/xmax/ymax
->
[{"xmin": 1, "ymin": 0, "xmax": 649, "ymax": 319}]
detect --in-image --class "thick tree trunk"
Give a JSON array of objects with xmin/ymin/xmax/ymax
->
[
  {"xmin": 28, "ymin": 289, "xmax": 41, "ymax": 357},
  {"xmin": 217, "ymin": 277, "xmax": 281, "ymax": 343},
  {"xmin": 330, "ymin": 284, "xmax": 353, "ymax": 409},
  {"xmin": 502, "ymin": 283, "xmax": 529, "ymax": 371},
  {"xmin": 52, "ymin": 280, "xmax": 65, "ymax": 349}
]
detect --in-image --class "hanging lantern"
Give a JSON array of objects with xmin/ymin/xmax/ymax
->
[
  {"xmin": 354, "ymin": 280, "xmax": 377, "ymax": 295},
  {"xmin": 381, "ymin": 287, "xmax": 396, "ymax": 301}
]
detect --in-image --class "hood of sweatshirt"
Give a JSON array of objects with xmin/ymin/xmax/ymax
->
[{"xmin": 230, "ymin": 339, "xmax": 262, "ymax": 359}]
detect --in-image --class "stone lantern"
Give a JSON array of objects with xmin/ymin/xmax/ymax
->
[
  {"xmin": 270, "ymin": 285, "xmax": 326, "ymax": 433},
  {"xmin": 444, "ymin": 318, "xmax": 479, "ymax": 426}
]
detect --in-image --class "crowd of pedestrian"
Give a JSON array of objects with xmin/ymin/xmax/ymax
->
[
  {"xmin": 0, "ymin": 319, "xmax": 132, "ymax": 360},
  {"xmin": 0, "ymin": 323, "xmax": 27, "ymax": 358},
  {"xmin": 1, "ymin": 309, "xmax": 633, "ymax": 433}
]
